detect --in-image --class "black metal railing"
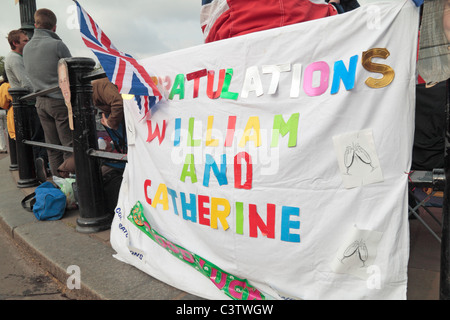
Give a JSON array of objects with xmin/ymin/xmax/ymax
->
[{"xmin": 9, "ymin": 57, "xmax": 126, "ymax": 233}]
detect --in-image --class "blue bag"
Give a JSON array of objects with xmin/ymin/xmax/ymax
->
[{"xmin": 21, "ymin": 181, "xmax": 67, "ymax": 221}]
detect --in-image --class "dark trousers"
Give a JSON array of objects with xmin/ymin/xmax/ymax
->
[
  {"xmin": 412, "ymin": 82, "xmax": 447, "ymax": 170},
  {"xmin": 30, "ymin": 106, "xmax": 48, "ymax": 162},
  {"xmin": 35, "ymin": 97, "xmax": 73, "ymax": 176}
]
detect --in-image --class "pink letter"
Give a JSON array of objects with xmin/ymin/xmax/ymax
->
[
  {"xmin": 245, "ymin": 283, "xmax": 264, "ymax": 300},
  {"xmin": 154, "ymin": 234, "xmax": 167, "ymax": 248},
  {"xmin": 229, "ymin": 280, "xmax": 245, "ymax": 299},
  {"xmin": 303, "ymin": 61, "xmax": 329, "ymax": 96},
  {"xmin": 179, "ymin": 248, "xmax": 195, "ymax": 263},
  {"xmin": 210, "ymin": 268, "xmax": 227, "ymax": 289}
]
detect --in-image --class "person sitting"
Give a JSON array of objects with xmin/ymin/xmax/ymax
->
[{"xmin": 92, "ymin": 77, "xmax": 127, "ymax": 158}]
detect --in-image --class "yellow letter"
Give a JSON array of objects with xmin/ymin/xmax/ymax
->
[
  {"xmin": 210, "ymin": 197, "xmax": 230, "ymax": 230},
  {"xmin": 151, "ymin": 183, "xmax": 169, "ymax": 210},
  {"xmin": 238, "ymin": 116, "xmax": 261, "ymax": 148},
  {"xmin": 206, "ymin": 115, "xmax": 219, "ymax": 147}
]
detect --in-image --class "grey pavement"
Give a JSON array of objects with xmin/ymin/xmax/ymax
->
[
  {"xmin": 0, "ymin": 155, "xmax": 200, "ymax": 300},
  {"xmin": 0, "ymin": 153, "xmax": 442, "ymax": 300}
]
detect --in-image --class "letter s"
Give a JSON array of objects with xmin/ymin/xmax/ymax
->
[{"xmin": 362, "ymin": 48, "xmax": 395, "ymax": 88}]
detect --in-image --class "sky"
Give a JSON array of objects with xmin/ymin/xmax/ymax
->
[{"xmin": 0, "ymin": 0, "xmax": 205, "ymax": 61}]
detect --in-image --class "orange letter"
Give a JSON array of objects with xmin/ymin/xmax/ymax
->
[{"xmin": 362, "ymin": 48, "xmax": 395, "ymax": 88}]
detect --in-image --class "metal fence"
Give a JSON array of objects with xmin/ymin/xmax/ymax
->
[{"xmin": 8, "ymin": 57, "xmax": 126, "ymax": 234}]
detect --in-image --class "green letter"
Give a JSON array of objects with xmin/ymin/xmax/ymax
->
[
  {"xmin": 169, "ymin": 74, "xmax": 185, "ymax": 100},
  {"xmin": 271, "ymin": 113, "xmax": 299, "ymax": 147},
  {"xmin": 180, "ymin": 154, "xmax": 197, "ymax": 183}
]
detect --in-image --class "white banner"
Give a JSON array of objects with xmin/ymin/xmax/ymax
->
[{"xmin": 110, "ymin": 0, "xmax": 419, "ymax": 300}]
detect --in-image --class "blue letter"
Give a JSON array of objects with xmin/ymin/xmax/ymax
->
[
  {"xmin": 167, "ymin": 188, "xmax": 179, "ymax": 215},
  {"xmin": 281, "ymin": 206, "xmax": 300, "ymax": 243},
  {"xmin": 180, "ymin": 192, "xmax": 197, "ymax": 223},
  {"xmin": 331, "ymin": 55, "xmax": 358, "ymax": 94},
  {"xmin": 203, "ymin": 154, "xmax": 228, "ymax": 187},
  {"xmin": 174, "ymin": 118, "xmax": 181, "ymax": 146}
]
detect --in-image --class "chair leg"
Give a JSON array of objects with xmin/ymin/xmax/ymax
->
[{"xmin": 408, "ymin": 187, "xmax": 442, "ymax": 243}]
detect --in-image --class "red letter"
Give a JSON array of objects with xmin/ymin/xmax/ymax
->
[
  {"xmin": 144, "ymin": 179, "xmax": 152, "ymax": 205},
  {"xmin": 198, "ymin": 195, "xmax": 211, "ymax": 226},
  {"xmin": 249, "ymin": 203, "xmax": 275, "ymax": 239},
  {"xmin": 146, "ymin": 120, "xmax": 167, "ymax": 144},
  {"xmin": 224, "ymin": 115, "xmax": 236, "ymax": 147},
  {"xmin": 234, "ymin": 152, "xmax": 253, "ymax": 189},
  {"xmin": 206, "ymin": 69, "xmax": 225, "ymax": 99},
  {"xmin": 187, "ymin": 69, "xmax": 207, "ymax": 98}
]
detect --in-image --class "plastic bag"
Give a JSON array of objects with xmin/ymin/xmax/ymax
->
[{"xmin": 53, "ymin": 176, "xmax": 77, "ymax": 210}]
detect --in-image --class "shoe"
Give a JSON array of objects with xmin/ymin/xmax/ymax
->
[{"xmin": 35, "ymin": 157, "xmax": 47, "ymax": 183}]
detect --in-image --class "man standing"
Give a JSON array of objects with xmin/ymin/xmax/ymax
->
[
  {"xmin": 5, "ymin": 29, "xmax": 48, "ymax": 182},
  {"xmin": 5, "ymin": 30, "xmax": 33, "ymax": 92},
  {"xmin": 23, "ymin": 8, "xmax": 73, "ymax": 177}
]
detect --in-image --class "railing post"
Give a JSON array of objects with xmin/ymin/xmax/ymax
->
[
  {"xmin": 8, "ymin": 87, "xmax": 39, "ymax": 188},
  {"xmin": 65, "ymin": 57, "xmax": 111, "ymax": 233},
  {"xmin": 18, "ymin": 0, "xmax": 36, "ymax": 39},
  {"xmin": 8, "ymin": 136, "xmax": 18, "ymax": 171},
  {"xmin": 440, "ymin": 79, "xmax": 450, "ymax": 300}
]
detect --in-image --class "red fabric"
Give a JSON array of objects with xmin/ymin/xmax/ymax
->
[
  {"xmin": 417, "ymin": 31, "xmax": 425, "ymax": 84},
  {"xmin": 418, "ymin": 74, "xmax": 425, "ymax": 84},
  {"xmin": 205, "ymin": 0, "xmax": 337, "ymax": 43}
]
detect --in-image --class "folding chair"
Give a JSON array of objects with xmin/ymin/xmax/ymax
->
[{"xmin": 408, "ymin": 169, "xmax": 444, "ymax": 243}]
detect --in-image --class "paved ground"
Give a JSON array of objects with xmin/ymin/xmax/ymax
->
[
  {"xmin": 407, "ymin": 205, "xmax": 442, "ymax": 300},
  {"xmin": 0, "ymin": 225, "xmax": 70, "ymax": 300}
]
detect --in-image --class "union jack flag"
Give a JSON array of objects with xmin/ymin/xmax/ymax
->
[
  {"xmin": 135, "ymin": 95, "xmax": 156, "ymax": 118},
  {"xmin": 74, "ymin": 1, "xmax": 162, "ymax": 114}
]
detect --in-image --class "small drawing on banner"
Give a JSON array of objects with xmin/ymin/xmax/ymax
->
[
  {"xmin": 340, "ymin": 238, "xmax": 368, "ymax": 267},
  {"xmin": 331, "ymin": 226, "xmax": 383, "ymax": 280},
  {"xmin": 333, "ymin": 129, "xmax": 383, "ymax": 189}
]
